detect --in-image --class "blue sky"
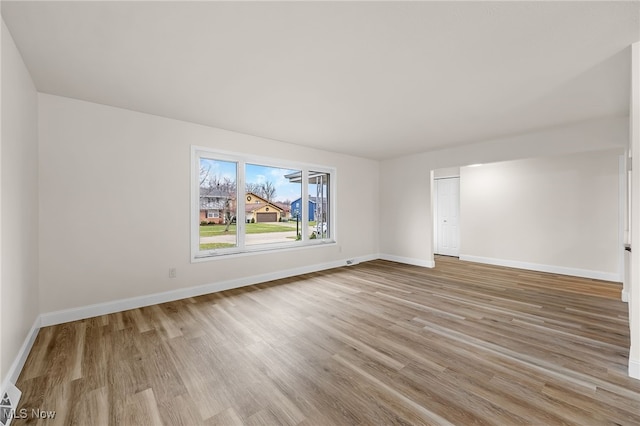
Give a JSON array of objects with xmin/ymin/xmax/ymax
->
[
  {"xmin": 246, "ymin": 163, "xmax": 301, "ymax": 202},
  {"xmin": 200, "ymin": 159, "xmax": 301, "ymax": 202}
]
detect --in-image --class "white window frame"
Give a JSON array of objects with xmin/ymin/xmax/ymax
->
[{"xmin": 191, "ymin": 146, "xmax": 336, "ymax": 262}]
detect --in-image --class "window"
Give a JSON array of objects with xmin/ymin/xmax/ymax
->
[
  {"xmin": 192, "ymin": 147, "xmax": 335, "ymax": 260},
  {"xmin": 309, "ymin": 171, "xmax": 331, "ymax": 240},
  {"xmin": 245, "ymin": 163, "xmax": 301, "ymax": 246},
  {"xmin": 198, "ymin": 157, "xmax": 238, "ymax": 250}
]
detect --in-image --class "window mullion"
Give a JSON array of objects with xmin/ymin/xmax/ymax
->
[{"xmin": 301, "ymin": 169, "xmax": 309, "ymax": 242}]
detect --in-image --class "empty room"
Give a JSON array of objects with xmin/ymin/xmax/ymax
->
[{"xmin": 2, "ymin": 1, "xmax": 640, "ymax": 425}]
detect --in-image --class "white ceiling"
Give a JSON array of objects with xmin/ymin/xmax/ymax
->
[{"xmin": 2, "ymin": 1, "xmax": 639, "ymax": 160}]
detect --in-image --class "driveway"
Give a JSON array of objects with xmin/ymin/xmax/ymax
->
[{"xmin": 201, "ymin": 225, "xmax": 321, "ymax": 245}]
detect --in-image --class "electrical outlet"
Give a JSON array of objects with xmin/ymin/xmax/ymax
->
[{"xmin": 169, "ymin": 268, "xmax": 177, "ymax": 278}]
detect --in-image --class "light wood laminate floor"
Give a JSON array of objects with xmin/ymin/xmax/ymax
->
[{"xmin": 14, "ymin": 257, "xmax": 640, "ymax": 425}]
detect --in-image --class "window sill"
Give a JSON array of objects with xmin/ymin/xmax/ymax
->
[{"xmin": 192, "ymin": 239, "xmax": 337, "ymax": 263}]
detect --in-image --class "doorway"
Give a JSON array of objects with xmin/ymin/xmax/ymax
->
[{"xmin": 434, "ymin": 177, "xmax": 460, "ymax": 256}]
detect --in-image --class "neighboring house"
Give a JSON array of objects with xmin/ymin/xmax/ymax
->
[
  {"xmin": 274, "ymin": 202, "xmax": 291, "ymax": 220},
  {"xmin": 291, "ymin": 197, "xmax": 328, "ymax": 222},
  {"xmin": 291, "ymin": 197, "xmax": 316, "ymax": 221},
  {"xmin": 245, "ymin": 193, "xmax": 284, "ymax": 223},
  {"xmin": 199, "ymin": 188, "xmax": 234, "ymax": 224},
  {"xmin": 201, "ymin": 190, "xmax": 289, "ymax": 223}
]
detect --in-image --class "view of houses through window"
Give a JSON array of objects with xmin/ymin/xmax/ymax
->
[
  {"xmin": 199, "ymin": 158, "xmax": 238, "ymax": 250},
  {"xmin": 195, "ymin": 150, "xmax": 333, "ymax": 257},
  {"xmin": 245, "ymin": 163, "xmax": 301, "ymax": 246}
]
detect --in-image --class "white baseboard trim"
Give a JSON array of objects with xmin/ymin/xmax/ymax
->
[
  {"xmin": 459, "ymin": 255, "xmax": 621, "ymax": 282},
  {"xmin": 1, "ymin": 316, "xmax": 40, "ymax": 409},
  {"xmin": 40, "ymin": 254, "xmax": 379, "ymax": 327},
  {"xmin": 630, "ymin": 358, "xmax": 640, "ymax": 380},
  {"xmin": 379, "ymin": 254, "xmax": 435, "ymax": 268},
  {"xmin": 622, "ymin": 290, "xmax": 630, "ymax": 303}
]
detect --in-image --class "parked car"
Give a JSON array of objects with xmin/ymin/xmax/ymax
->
[{"xmin": 317, "ymin": 222, "xmax": 327, "ymax": 235}]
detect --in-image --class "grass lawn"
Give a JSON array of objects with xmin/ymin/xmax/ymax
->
[{"xmin": 200, "ymin": 223, "xmax": 295, "ymax": 237}]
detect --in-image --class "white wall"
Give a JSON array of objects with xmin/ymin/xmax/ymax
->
[
  {"xmin": 1, "ymin": 20, "xmax": 39, "ymax": 385},
  {"xmin": 433, "ymin": 167, "xmax": 459, "ymax": 179},
  {"xmin": 380, "ymin": 116, "xmax": 628, "ymax": 267},
  {"xmin": 629, "ymin": 41, "xmax": 640, "ymax": 380},
  {"xmin": 38, "ymin": 94, "xmax": 379, "ymax": 315},
  {"xmin": 459, "ymin": 150, "xmax": 622, "ymax": 281}
]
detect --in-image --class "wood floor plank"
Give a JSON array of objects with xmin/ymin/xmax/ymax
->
[{"xmin": 13, "ymin": 256, "xmax": 640, "ymax": 425}]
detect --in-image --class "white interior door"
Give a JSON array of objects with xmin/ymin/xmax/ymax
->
[{"xmin": 435, "ymin": 177, "xmax": 460, "ymax": 256}]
